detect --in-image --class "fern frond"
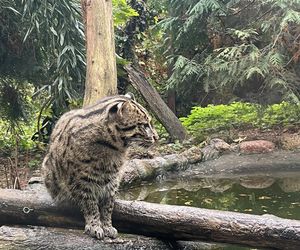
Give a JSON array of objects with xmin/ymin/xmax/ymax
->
[
  {"xmin": 268, "ymin": 52, "xmax": 284, "ymax": 67},
  {"xmin": 281, "ymin": 10, "xmax": 300, "ymax": 27},
  {"xmin": 227, "ymin": 28, "xmax": 259, "ymax": 41},
  {"xmin": 245, "ymin": 67, "xmax": 265, "ymax": 79}
]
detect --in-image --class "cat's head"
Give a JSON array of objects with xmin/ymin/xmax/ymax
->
[{"xmin": 108, "ymin": 93, "xmax": 158, "ymax": 147}]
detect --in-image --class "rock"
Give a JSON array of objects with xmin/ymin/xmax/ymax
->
[
  {"xmin": 179, "ymin": 146, "xmax": 202, "ymax": 164},
  {"xmin": 201, "ymin": 139, "xmax": 231, "ymax": 161},
  {"xmin": 239, "ymin": 140, "xmax": 275, "ymax": 154},
  {"xmin": 281, "ymin": 133, "xmax": 300, "ymax": 150},
  {"xmin": 210, "ymin": 138, "xmax": 231, "ymax": 152},
  {"xmin": 0, "ymin": 225, "xmax": 173, "ymax": 250},
  {"xmin": 201, "ymin": 146, "xmax": 220, "ymax": 161}
]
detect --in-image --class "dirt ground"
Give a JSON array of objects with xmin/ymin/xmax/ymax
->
[{"xmin": 0, "ymin": 126, "xmax": 299, "ymax": 190}]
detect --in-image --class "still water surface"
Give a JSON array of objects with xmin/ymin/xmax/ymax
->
[{"xmin": 119, "ymin": 172, "xmax": 300, "ymax": 249}]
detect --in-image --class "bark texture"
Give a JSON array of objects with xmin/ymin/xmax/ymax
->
[
  {"xmin": 125, "ymin": 64, "xmax": 187, "ymax": 141},
  {"xmin": 121, "ymin": 146, "xmax": 202, "ymax": 187},
  {"xmin": 0, "ymin": 226, "xmax": 172, "ymax": 250},
  {"xmin": 0, "ymin": 225, "xmax": 227, "ymax": 250},
  {"xmin": 81, "ymin": 0, "xmax": 117, "ymax": 106},
  {"xmin": 0, "ymin": 188, "xmax": 299, "ymax": 249}
]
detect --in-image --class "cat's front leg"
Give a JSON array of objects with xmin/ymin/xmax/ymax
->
[
  {"xmin": 99, "ymin": 195, "xmax": 118, "ymax": 239},
  {"xmin": 81, "ymin": 198, "xmax": 104, "ymax": 240}
]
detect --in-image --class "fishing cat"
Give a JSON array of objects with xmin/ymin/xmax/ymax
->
[{"xmin": 43, "ymin": 94, "xmax": 158, "ymax": 239}]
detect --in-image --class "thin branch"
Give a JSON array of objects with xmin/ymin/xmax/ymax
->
[
  {"xmin": 254, "ymin": 7, "xmax": 275, "ymax": 22},
  {"xmin": 272, "ymin": 28, "xmax": 284, "ymax": 48},
  {"xmin": 37, "ymin": 97, "xmax": 53, "ymax": 142},
  {"xmin": 227, "ymin": 0, "xmax": 256, "ymax": 17}
]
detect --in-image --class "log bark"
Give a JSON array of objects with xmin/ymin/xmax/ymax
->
[
  {"xmin": 0, "ymin": 188, "xmax": 299, "ymax": 249},
  {"xmin": 0, "ymin": 225, "xmax": 173, "ymax": 250},
  {"xmin": 121, "ymin": 146, "xmax": 202, "ymax": 187},
  {"xmin": 167, "ymin": 89, "xmax": 176, "ymax": 114},
  {"xmin": 125, "ymin": 64, "xmax": 187, "ymax": 141},
  {"xmin": 0, "ymin": 225, "xmax": 226, "ymax": 250},
  {"xmin": 81, "ymin": 0, "xmax": 117, "ymax": 106}
]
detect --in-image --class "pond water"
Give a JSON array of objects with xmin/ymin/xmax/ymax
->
[{"xmin": 119, "ymin": 171, "xmax": 300, "ymax": 249}]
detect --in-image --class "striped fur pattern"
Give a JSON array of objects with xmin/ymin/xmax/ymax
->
[{"xmin": 42, "ymin": 94, "xmax": 158, "ymax": 239}]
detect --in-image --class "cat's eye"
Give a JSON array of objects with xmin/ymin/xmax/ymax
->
[
  {"xmin": 138, "ymin": 123, "xmax": 149, "ymax": 128},
  {"xmin": 120, "ymin": 125, "xmax": 137, "ymax": 131}
]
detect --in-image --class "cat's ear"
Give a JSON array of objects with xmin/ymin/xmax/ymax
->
[
  {"xmin": 107, "ymin": 101, "xmax": 131, "ymax": 119},
  {"xmin": 117, "ymin": 101, "xmax": 131, "ymax": 118},
  {"xmin": 108, "ymin": 103, "xmax": 119, "ymax": 114}
]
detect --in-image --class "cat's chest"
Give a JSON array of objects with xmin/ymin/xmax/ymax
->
[
  {"xmin": 89, "ymin": 174, "xmax": 119, "ymax": 199},
  {"xmin": 83, "ymin": 163, "xmax": 121, "ymax": 196}
]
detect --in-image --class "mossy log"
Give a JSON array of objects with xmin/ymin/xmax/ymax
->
[{"xmin": 0, "ymin": 188, "xmax": 300, "ymax": 249}]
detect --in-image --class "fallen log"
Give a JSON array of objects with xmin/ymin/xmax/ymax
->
[
  {"xmin": 0, "ymin": 225, "xmax": 171, "ymax": 250},
  {"xmin": 123, "ymin": 149, "xmax": 300, "ymax": 188},
  {"xmin": 0, "ymin": 225, "xmax": 225, "ymax": 250},
  {"xmin": 121, "ymin": 146, "xmax": 202, "ymax": 187},
  {"xmin": 0, "ymin": 187, "xmax": 299, "ymax": 249}
]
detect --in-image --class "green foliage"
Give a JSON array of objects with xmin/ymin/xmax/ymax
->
[
  {"xmin": 215, "ymin": 0, "xmax": 300, "ymax": 98},
  {"xmin": 0, "ymin": 79, "xmax": 37, "ymax": 151},
  {"xmin": 0, "ymin": 0, "xmax": 139, "ymax": 109},
  {"xmin": 0, "ymin": 0, "xmax": 86, "ymax": 108},
  {"xmin": 0, "ymin": 101, "xmax": 40, "ymax": 151},
  {"xmin": 154, "ymin": 0, "xmax": 300, "ymax": 113},
  {"xmin": 113, "ymin": 0, "xmax": 139, "ymax": 26},
  {"xmin": 0, "ymin": 79, "xmax": 31, "ymax": 123},
  {"xmin": 0, "ymin": 0, "xmax": 139, "ymax": 151},
  {"xmin": 180, "ymin": 102, "xmax": 300, "ymax": 138}
]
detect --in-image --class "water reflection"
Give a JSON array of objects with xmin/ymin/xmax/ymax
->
[
  {"xmin": 119, "ymin": 173, "xmax": 300, "ymax": 220},
  {"xmin": 278, "ymin": 177, "xmax": 300, "ymax": 192}
]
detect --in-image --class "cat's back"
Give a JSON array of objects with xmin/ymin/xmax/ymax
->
[{"xmin": 49, "ymin": 95, "xmax": 129, "ymax": 142}]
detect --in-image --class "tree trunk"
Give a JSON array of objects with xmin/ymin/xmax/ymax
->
[
  {"xmin": 166, "ymin": 89, "xmax": 176, "ymax": 114},
  {"xmin": 81, "ymin": 0, "xmax": 117, "ymax": 106},
  {"xmin": 0, "ymin": 188, "xmax": 299, "ymax": 249},
  {"xmin": 125, "ymin": 64, "xmax": 187, "ymax": 141}
]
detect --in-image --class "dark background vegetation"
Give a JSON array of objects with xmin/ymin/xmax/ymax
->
[{"xmin": 0, "ymin": 0, "xmax": 300, "ymax": 188}]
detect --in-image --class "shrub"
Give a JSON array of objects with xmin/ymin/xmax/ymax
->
[{"xmin": 180, "ymin": 102, "xmax": 300, "ymax": 139}]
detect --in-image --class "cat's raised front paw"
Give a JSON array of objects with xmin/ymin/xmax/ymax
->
[{"xmin": 85, "ymin": 223, "xmax": 104, "ymax": 240}]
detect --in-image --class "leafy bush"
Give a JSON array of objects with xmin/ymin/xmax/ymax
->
[
  {"xmin": 0, "ymin": 82, "xmax": 44, "ymax": 152},
  {"xmin": 154, "ymin": 0, "xmax": 300, "ymax": 115},
  {"xmin": 0, "ymin": 118, "xmax": 37, "ymax": 151},
  {"xmin": 180, "ymin": 102, "xmax": 300, "ymax": 138}
]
